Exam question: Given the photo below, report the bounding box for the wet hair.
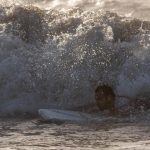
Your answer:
[95,85,116,113]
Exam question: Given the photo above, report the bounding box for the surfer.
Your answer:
[95,85,116,114]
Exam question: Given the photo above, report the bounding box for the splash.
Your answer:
[0,1,150,115]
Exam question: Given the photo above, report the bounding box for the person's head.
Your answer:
[95,85,116,112]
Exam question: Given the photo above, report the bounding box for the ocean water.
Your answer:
[0,0,150,115]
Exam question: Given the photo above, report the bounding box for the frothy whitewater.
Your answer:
[0,0,150,116]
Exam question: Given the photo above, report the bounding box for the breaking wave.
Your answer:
[0,2,150,115]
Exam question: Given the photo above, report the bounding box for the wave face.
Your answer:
[0,1,150,115]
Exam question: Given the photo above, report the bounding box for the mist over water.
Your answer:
[0,0,150,115]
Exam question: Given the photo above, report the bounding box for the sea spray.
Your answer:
[0,3,150,115]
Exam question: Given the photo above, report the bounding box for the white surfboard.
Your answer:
[38,109,120,123]
[38,109,93,123]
